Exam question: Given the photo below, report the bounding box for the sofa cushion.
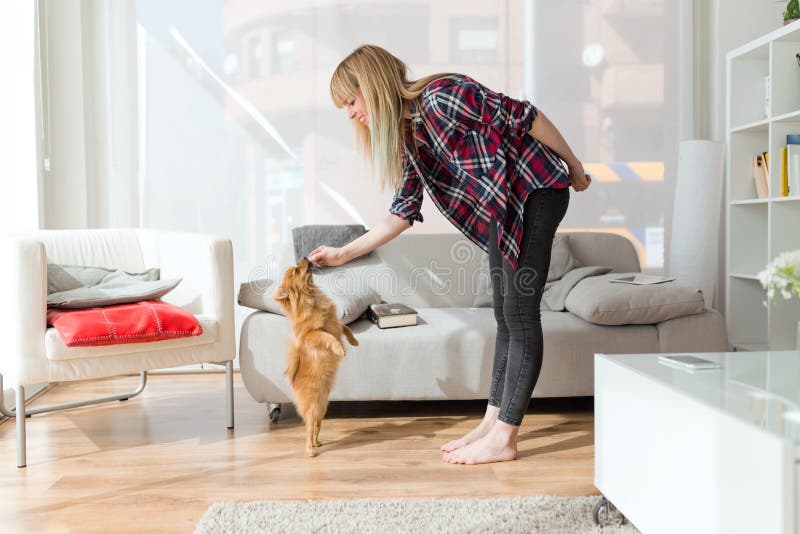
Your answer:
[237,308,661,402]
[547,233,577,282]
[46,301,203,348]
[47,264,181,309]
[45,314,218,361]
[541,265,613,311]
[291,224,373,264]
[238,273,382,325]
[564,272,705,325]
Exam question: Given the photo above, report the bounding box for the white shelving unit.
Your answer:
[726,20,800,352]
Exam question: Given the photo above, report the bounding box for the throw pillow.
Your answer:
[47,264,182,309]
[547,233,577,282]
[291,224,373,264]
[46,300,202,347]
[564,272,705,325]
[238,272,382,325]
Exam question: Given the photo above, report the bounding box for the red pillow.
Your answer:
[47,301,203,347]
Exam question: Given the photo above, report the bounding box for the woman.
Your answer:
[309,45,591,465]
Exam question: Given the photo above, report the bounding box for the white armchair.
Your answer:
[0,228,235,467]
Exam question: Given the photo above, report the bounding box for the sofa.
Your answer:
[238,231,726,419]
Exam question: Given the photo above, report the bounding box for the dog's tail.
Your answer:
[343,325,359,347]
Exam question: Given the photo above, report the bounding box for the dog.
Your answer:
[273,257,359,457]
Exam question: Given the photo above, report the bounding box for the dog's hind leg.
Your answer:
[305,409,318,457]
[313,419,322,448]
[342,325,359,346]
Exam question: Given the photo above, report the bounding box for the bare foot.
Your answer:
[440,406,499,453]
[442,431,517,465]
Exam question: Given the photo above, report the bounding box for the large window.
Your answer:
[121,0,680,339]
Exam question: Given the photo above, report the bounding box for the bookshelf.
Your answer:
[726,20,800,352]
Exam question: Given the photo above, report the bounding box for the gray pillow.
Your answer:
[291,224,373,264]
[564,272,705,325]
[541,265,613,311]
[238,273,382,325]
[547,234,577,282]
[47,264,181,309]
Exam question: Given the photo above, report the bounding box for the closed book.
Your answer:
[789,144,800,196]
[367,303,418,329]
[782,146,790,196]
[752,154,769,199]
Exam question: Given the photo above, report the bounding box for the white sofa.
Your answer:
[0,229,235,467]
[238,232,727,420]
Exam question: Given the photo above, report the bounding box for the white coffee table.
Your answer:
[594,350,800,534]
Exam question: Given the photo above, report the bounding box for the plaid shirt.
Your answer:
[390,74,570,270]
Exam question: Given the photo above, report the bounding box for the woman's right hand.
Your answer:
[308,246,348,267]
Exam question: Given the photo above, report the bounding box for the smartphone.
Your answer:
[658,354,719,370]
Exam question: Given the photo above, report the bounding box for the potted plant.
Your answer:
[785,0,800,25]
[758,250,800,349]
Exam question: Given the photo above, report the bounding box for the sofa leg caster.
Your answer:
[268,403,281,423]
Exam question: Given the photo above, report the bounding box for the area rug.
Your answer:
[194,495,639,533]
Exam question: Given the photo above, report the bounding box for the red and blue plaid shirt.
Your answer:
[390,74,570,270]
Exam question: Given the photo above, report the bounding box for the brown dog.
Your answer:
[273,258,359,456]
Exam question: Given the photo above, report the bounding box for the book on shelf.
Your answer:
[609,274,676,285]
[752,153,769,199]
[782,145,789,196]
[789,144,800,196]
[366,303,418,329]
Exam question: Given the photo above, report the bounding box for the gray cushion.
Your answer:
[47,264,181,309]
[541,265,613,311]
[547,234,577,282]
[291,224,372,264]
[564,272,705,325]
[238,272,382,325]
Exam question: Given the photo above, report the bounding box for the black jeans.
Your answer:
[487,186,570,426]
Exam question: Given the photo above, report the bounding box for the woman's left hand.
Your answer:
[568,162,592,192]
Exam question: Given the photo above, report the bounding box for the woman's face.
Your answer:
[346,89,368,127]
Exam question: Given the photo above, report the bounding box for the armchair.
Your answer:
[0,228,235,467]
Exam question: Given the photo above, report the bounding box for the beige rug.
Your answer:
[194,495,639,533]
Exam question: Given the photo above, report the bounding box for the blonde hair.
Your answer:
[330,44,459,191]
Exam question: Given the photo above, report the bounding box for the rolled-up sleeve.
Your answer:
[389,151,424,225]
[429,77,538,139]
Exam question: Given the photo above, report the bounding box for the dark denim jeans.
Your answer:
[487,186,570,426]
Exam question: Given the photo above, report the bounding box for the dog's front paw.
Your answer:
[306,446,318,458]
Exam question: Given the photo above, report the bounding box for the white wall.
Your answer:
[697,0,786,313]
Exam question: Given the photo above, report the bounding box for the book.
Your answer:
[788,144,800,196]
[366,303,418,329]
[609,274,676,285]
[782,145,789,196]
[752,153,769,199]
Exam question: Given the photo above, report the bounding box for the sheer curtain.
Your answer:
[1,2,40,232]
[117,0,681,341]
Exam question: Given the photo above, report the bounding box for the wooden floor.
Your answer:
[0,373,597,533]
